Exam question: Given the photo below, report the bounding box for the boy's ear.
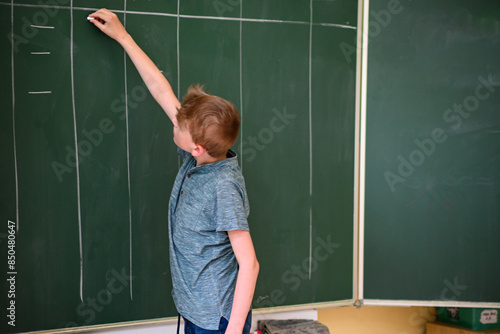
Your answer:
[191,144,206,157]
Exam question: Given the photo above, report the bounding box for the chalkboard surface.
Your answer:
[364,0,500,303]
[0,1,357,333]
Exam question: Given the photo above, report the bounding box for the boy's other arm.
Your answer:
[88,8,180,126]
[226,230,259,334]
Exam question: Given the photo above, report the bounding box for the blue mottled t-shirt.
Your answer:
[168,148,250,330]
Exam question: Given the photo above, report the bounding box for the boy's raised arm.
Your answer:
[88,8,180,126]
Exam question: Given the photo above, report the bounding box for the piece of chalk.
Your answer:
[87,16,95,21]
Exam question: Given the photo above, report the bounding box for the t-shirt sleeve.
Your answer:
[214,180,250,232]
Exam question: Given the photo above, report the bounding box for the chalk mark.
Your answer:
[123,0,134,302]
[11,0,19,232]
[30,24,54,29]
[28,91,52,94]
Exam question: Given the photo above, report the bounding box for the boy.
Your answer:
[88,9,259,334]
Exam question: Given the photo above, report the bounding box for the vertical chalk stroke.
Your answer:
[123,0,134,301]
[239,0,243,170]
[11,0,19,233]
[69,0,84,303]
[176,0,180,99]
[176,0,181,170]
[308,0,313,280]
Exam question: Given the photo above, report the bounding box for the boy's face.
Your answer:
[173,122,196,153]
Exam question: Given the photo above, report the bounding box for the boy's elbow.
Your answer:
[253,258,260,277]
[243,256,259,277]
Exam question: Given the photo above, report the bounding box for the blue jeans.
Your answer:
[183,311,252,334]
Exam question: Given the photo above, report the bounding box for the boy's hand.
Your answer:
[88,8,129,43]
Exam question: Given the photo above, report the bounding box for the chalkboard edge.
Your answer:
[253,299,356,315]
[17,300,358,334]
[15,317,178,334]
[363,299,500,308]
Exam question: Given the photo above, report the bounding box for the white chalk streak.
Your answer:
[0,2,357,30]
[308,0,313,280]
[176,0,180,98]
[30,52,51,55]
[239,2,243,171]
[11,0,19,232]
[176,0,183,169]
[28,91,52,94]
[69,0,84,303]
[30,24,54,29]
[319,22,357,30]
[123,0,133,302]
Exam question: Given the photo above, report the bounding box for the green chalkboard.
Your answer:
[0,1,357,333]
[364,0,500,303]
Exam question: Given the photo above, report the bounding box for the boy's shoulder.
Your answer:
[207,151,247,193]
[212,159,245,187]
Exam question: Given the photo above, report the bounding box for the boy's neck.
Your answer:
[194,154,226,167]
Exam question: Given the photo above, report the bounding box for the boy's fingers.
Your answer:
[88,16,105,30]
[88,8,114,24]
[98,8,117,21]
[89,16,105,24]
[87,11,104,23]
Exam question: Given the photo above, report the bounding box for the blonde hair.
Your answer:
[177,84,240,158]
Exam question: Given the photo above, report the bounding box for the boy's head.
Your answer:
[176,84,240,158]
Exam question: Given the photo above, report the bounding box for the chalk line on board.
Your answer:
[239,1,243,171]
[11,0,19,232]
[68,0,84,303]
[176,0,181,170]
[123,0,134,302]
[1,2,357,30]
[28,91,52,94]
[30,24,54,29]
[308,0,314,280]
